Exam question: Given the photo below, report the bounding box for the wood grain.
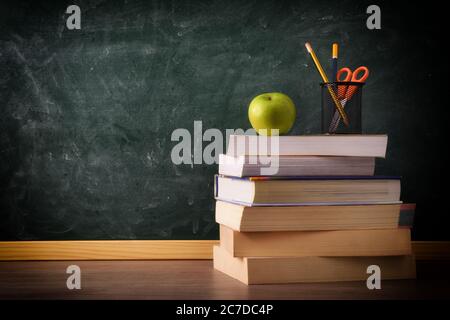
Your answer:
[0,260,449,299]
[412,241,450,260]
[0,240,449,261]
[0,240,219,260]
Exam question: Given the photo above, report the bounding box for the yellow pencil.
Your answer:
[305,42,349,127]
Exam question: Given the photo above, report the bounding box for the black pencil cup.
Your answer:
[321,82,364,134]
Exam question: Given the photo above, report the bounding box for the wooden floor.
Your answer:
[0,260,449,299]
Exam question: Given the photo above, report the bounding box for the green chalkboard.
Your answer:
[1,0,449,240]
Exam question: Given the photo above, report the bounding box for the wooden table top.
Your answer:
[1,260,449,299]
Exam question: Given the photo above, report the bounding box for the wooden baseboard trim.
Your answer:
[0,240,449,261]
[410,241,450,261]
[0,240,219,261]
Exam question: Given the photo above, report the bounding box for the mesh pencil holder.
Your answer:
[321,82,364,134]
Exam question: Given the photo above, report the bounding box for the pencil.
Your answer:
[305,42,349,127]
[332,43,338,82]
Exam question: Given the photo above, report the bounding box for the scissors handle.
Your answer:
[336,67,352,100]
[351,66,369,82]
[346,66,369,99]
[337,67,352,82]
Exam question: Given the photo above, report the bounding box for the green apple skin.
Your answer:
[248,92,296,136]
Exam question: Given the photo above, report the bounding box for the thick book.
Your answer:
[213,245,416,285]
[216,201,415,232]
[220,225,412,257]
[218,154,375,177]
[214,175,401,206]
[226,134,388,158]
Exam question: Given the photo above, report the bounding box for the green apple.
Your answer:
[248,92,296,135]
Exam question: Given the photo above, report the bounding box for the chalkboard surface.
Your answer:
[1,0,448,240]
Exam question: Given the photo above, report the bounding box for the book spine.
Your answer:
[214,174,219,198]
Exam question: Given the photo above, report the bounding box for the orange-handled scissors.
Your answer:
[329,66,369,132]
[336,66,369,102]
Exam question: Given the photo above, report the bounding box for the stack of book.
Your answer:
[213,134,416,285]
